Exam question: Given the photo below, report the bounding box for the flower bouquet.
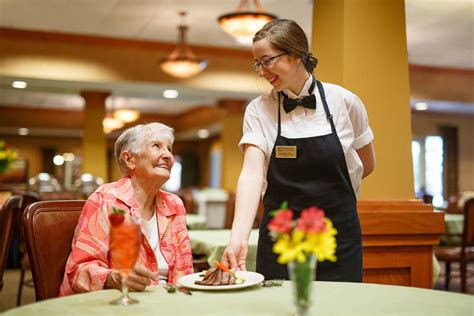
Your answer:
[0,140,17,174]
[267,202,337,315]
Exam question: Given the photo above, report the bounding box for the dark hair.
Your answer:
[253,19,318,73]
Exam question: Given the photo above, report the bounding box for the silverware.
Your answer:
[177,286,192,295]
[261,279,284,287]
[164,283,192,295]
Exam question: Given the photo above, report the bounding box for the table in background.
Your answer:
[2,282,472,316]
[188,229,259,271]
[186,214,207,230]
[440,213,464,246]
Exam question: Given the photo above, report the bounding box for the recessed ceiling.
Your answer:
[0,0,472,115]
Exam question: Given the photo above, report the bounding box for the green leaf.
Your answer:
[280,201,289,210]
[111,207,126,215]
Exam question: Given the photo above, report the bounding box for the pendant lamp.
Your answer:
[218,0,278,45]
[160,12,207,79]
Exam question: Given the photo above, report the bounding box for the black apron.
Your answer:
[256,79,363,282]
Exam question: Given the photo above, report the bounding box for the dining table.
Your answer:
[188,229,259,271]
[440,213,464,246]
[186,214,207,230]
[1,281,471,316]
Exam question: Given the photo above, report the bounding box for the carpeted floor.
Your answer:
[0,263,472,312]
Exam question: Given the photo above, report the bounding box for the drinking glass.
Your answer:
[109,215,141,306]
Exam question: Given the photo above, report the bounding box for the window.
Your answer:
[163,155,182,192]
[412,136,445,208]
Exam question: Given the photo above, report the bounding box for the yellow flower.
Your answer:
[273,231,308,264]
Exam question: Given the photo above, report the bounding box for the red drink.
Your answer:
[110,219,140,274]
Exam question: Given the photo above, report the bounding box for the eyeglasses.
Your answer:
[252,52,289,72]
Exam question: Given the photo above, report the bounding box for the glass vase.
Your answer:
[287,255,317,316]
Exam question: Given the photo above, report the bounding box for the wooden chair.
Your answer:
[176,188,195,214]
[434,198,474,293]
[22,200,85,301]
[0,193,41,305]
[224,192,264,229]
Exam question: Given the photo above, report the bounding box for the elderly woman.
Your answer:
[59,122,194,296]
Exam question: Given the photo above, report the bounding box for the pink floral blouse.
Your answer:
[58,177,194,296]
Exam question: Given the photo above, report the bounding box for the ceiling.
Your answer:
[0,0,473,117]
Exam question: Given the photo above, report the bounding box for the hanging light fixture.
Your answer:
[113,108,140,123]
[160,11,207,79]
[218,0,278,46]
[103,117,124,134]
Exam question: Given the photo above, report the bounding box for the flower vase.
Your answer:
[287,255,317,316]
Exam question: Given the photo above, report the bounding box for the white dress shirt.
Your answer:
[239,75,374,197]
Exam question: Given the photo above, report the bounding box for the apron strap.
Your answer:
[315,80,337,134]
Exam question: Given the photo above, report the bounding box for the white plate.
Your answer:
[177,271,264,291]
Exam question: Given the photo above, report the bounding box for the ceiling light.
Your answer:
[113,108,140,123]
[63,152,75,162]
[12,80,27,89]
[197,129,210,139]
[160,12,208,79]
[218,0,278,45]
[53,155,64,166]
[18,128,29,135]
[415,102,428,111]
[103,117,124,134]
[163,89,179,99]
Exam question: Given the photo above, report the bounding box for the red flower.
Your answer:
[296,206,327,233]
[268,209,293,234]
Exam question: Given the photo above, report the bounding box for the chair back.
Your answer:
[22,200,85,300]
[0,193,41,291]
[224,192,264,229]
[462,198,474,248]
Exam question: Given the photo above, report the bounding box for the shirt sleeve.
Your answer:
[347,93,374,150]
[64,191,112,293]
[238,101,268,156]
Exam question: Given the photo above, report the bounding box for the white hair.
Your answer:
[114,122,174,175]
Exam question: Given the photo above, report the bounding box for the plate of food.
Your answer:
[177,261,264,291]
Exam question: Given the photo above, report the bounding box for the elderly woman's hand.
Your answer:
[105,264,159,292]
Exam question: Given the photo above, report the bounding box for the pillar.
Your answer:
[80,90,109,181]
[218,99,247,192]
[312,0,414,199]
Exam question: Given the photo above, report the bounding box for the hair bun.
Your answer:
[304,53,318,73]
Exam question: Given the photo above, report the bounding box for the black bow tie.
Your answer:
[282,94,316,113]
[281,79,317,113]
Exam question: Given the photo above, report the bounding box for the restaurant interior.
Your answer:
[0,0,473,314]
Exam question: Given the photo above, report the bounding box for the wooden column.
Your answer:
[312,0,414,199]
[217,99,247,192]
[80,90,109,181]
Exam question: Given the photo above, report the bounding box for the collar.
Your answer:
[112,177,176,218]
[282,74,314,99]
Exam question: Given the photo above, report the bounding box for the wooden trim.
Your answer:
[0,27,253,58]
[409,64,474,76]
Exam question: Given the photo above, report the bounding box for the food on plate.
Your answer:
[194,261,245,286]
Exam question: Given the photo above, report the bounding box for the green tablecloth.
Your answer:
[2,282,472,316]
[188,229,259,271]
[186,214,207,230]
[440,214,464,246]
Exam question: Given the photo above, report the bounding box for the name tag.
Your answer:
[275,146,297,159]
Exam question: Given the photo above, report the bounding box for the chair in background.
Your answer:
[22,200,85,301]
[177,188,196,214]
[224,192,264,229]
[0,192,41,305]
[435,198,474,293]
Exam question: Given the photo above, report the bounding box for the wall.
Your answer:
[411,112,474,191]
